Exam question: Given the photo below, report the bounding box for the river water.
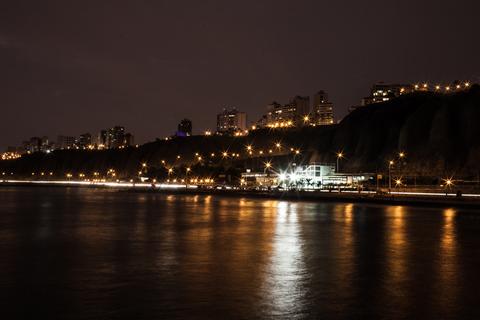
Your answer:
[0,186,479,319]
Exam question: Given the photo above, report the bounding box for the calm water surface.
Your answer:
[1,187,480,319]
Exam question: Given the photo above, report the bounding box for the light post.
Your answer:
[185,167,191,188]
[388,160,394,192]
[264,161,272,174]
[444,178,453,196]
[336,152,344,173]
[264,162,272,189]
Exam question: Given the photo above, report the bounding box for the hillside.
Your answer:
[2,85,480,179]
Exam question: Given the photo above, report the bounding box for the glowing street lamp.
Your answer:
[395,178,403,187]
[388,160,394,192]
[185,167,191,187]
[264,161,272,169]
[443,178,454,195]
[336,152,344,173]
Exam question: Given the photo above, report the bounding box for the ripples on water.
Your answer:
[0,187,479,319]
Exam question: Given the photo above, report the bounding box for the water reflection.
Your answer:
[436,208,458,315]
[262,201,306,318]
[383,206,408,313]
[1,188,479,319]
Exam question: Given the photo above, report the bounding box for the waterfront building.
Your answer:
[240,170,278,189]
[216,108,247,134]
[242,163,371,190]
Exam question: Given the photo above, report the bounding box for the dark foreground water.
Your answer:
[1,187,480,319]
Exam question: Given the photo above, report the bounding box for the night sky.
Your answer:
[1,0,479,150]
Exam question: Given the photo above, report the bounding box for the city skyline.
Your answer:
[1,0,479,150]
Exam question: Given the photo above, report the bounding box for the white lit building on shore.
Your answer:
[241,163,371,190]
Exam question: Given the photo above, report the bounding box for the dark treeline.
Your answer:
[2,85,480,181]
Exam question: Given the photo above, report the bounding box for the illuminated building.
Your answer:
[243,163,370,190]
[362,82,413,106]
[78,133,92,148]
[123,133,134,146]
[57,135,76,149]
[216,107,247,134]
[311,90,334,125]
[176,119,192,137]
[97,130,108,148]
[262,96,310,128]
[107,126,125,148]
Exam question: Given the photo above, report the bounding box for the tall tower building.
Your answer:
[291,95,310,117]
[108,126,125,148]
[216,108,247,134]
[312,90,334,125]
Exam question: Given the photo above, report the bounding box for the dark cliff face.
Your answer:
[309,86,480,176]
[2,86,480,178]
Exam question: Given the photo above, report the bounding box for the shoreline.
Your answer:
[2,180,480,209]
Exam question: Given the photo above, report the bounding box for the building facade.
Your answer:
[311,90,334,125]
[78,133,92,148]
[362,83,413,106]
[107,126,125,148]
[57,135,76,149]
[264,96,310,128]
[216,108,247,134]
[177,119,192,136]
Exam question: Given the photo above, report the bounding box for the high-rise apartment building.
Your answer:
[57,135,76,149]
[78,133,92,148]
[107,126,125,148]
[216,108,247,134]
[312,90,334,125]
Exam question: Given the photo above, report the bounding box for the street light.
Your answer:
[388,160,394,192]
[264,161,272,173]
[336,152,344,173]
[443,178,454,195]
[185,167,191,188]
[395,178,402,187]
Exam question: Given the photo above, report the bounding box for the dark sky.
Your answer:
[1,0,479,149]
